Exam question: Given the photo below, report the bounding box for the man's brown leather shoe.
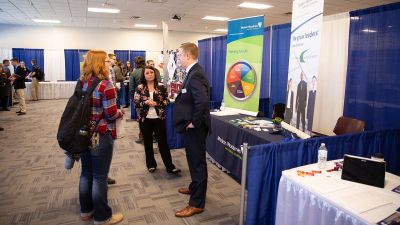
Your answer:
[175,206,204,217]
[178,187,191,195]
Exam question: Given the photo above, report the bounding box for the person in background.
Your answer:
[10,58,27,115]
[173,43,211,217]
[123,61,133,108]
[78,50,124,225]
[133,65,181,174]
[20,61,30,77]
[29,59,41,101]
[146,59,161,82]
[113,59,124,109]
[296,72,307,132]
[3,59,15,105]
[3,59,14,77]
[284,78,294,124]
[107,53,117,85]
[0,63,11,111]
[130,56,146,144]
[105,53,117,185]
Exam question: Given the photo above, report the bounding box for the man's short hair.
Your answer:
[11,58,18,62]
[31,59,36,64]
[2,59,9,64]
[108,53,115,58]
[180,42,198,60]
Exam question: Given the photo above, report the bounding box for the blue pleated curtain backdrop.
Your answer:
[64,49,85,81]
[211,36,227,102]
[114,50,129,64]
[129,50,146,68]
[198,37,212,90]
[269,23,291,117]
[12,48,44,72]
[344,2,400,131]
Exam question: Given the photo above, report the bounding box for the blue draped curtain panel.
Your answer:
[211,36,227,102]
[129,50,146,68]
[344,2,400,131]
[12,48,44,71]
[269,23,291,117]
[114,50,129,64]
[198,37,212,90]
[64,49,81,81]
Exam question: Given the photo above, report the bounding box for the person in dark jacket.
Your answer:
[130,56,146,143]
[0,63,11,111]
[173,43,210,218]
[123,61,133,108]
[10,58,27,115]
[29,59,42,101]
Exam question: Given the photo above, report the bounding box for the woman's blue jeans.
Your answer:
[79,131,114,222]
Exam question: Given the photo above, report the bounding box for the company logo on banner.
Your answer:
[224,15,264,116]
[286,0,324,133]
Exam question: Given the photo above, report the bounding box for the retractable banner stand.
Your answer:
[286,0,324,133]
[224,16,264,116]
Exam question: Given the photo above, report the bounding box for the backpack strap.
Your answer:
[86,77,101,96]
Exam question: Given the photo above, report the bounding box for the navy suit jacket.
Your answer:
[173,63,210,133]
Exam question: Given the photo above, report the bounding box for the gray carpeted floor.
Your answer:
[0,99,240,225]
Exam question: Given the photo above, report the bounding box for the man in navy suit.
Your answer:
[173,42,210,217]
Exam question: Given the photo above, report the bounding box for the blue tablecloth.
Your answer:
[205,115,295,181]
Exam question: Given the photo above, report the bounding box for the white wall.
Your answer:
[0,24,214,53]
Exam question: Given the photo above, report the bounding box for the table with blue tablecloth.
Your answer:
[206,114,296,180]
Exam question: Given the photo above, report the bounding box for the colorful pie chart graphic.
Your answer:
[226,61,257,100]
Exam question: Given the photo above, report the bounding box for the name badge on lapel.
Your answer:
[181,88,187,94]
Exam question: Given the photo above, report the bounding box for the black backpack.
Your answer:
[57,78,101,154]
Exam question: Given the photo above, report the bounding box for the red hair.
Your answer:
[80,50,109,81]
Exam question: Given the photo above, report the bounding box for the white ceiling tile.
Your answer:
[0,0,398,33]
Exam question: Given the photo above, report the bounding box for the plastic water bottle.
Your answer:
[220,99,225,111]
[317,143,328,169]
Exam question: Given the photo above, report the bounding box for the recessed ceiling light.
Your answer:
[362,29,377,33]
[134,24,157,28]
[215,29,228,32]
[88,7,120,13]
[202,16,229,21]
[32,19,61,23]
[238,2,273,9]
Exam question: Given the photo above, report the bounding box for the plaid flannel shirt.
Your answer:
[82,77,122,139]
